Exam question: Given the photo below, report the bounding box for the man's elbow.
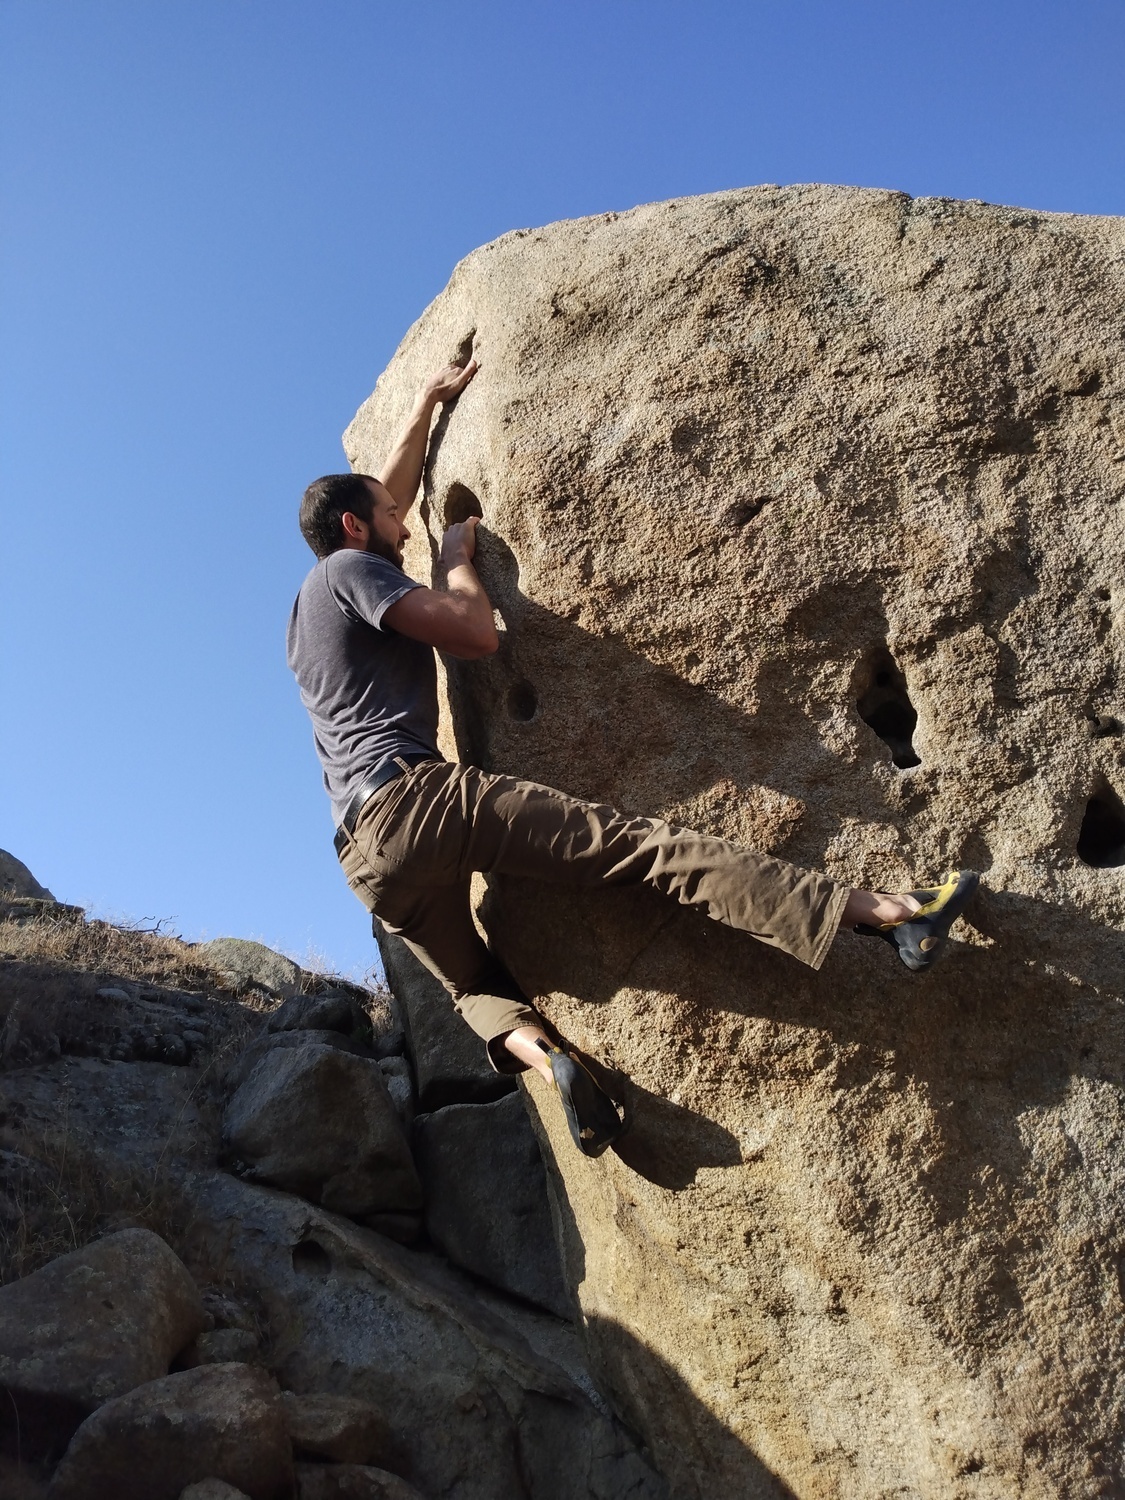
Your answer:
[447,624,499,660]
[465,625,500,660]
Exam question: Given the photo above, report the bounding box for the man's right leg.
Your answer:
[337,801,543,1075]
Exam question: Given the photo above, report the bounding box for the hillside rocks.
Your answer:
[222,1044,423,1220]
[346,185,1125,1496]
[0,1229,205,1460]
[2,878,656,1496]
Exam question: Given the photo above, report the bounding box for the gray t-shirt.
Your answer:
[286,549,442,826]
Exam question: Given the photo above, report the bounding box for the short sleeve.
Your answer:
[324,550,422,632]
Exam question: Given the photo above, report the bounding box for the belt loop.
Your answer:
[392,756,412,773]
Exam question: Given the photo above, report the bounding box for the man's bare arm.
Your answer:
[378,359,479,515]
[382,517,499,660]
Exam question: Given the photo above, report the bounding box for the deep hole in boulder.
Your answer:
[856,649,921,769]
[444,482,484,527]
[1077,785,1125,869]
[507,680,538,722]
[292,1239,332,1278]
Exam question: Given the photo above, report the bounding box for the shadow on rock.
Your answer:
[611,1083,742,1191]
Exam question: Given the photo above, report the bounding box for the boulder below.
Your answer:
[49,1362,292,1500]
[0,1228,205,1461]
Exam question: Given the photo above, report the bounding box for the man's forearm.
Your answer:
[378,393,437,515]
[443,557,499,657]
[379,358,479,515]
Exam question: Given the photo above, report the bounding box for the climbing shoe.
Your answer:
[855,869,979,972]
[538,1040,629,1158]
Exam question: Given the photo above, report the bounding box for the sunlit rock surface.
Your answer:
[347,184,1125,1498]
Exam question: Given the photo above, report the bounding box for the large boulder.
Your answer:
[49,1362,292,1500]
[0,1229,205,1461]
[413,1091,570,1318]
[222,1042,422,1219]
[346,186,1125,1497]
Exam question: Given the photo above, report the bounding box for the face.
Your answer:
[358,479,410,566]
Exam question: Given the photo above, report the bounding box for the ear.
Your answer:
[340,510,369,543]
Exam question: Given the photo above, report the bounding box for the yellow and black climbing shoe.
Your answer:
[538,1040,630,1158]
[855,870,979,972]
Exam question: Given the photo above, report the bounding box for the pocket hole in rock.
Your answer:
[507,680,538,722]
[856,649,921,769]
[292,1239,332,1278]
[444,482,484,527]
[1077,785,1125,869]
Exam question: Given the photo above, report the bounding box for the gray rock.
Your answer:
[189,1172,665,1500]
[281,1392,393,1466]
[95,986,132,1002]
[375,926,514,1110]
[195,939,301,998]
[222,1044,422,1217]
[222,1028,372,1092]
[179,1483,252,1500]
[0,849,54,900]
[267,991,369,1038]
[362,1211,422,1245]
[0,1229,205,1461]
[413,1092,570,1319]
[376,1056,414,1125]
[194,1328,261,1365]
[294,1465,426,1500]
[49,1362,293,1500]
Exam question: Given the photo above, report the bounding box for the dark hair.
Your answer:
[299,473,378,558]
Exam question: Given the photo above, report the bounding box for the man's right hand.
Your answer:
[441,515,481,568]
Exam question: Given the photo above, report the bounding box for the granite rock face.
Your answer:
[346,185,1125,1498]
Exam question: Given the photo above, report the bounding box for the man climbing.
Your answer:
[287,358,978,1157]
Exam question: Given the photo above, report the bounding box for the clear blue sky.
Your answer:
[2,2,1122,982]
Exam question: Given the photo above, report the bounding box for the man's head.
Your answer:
[299,473,410,565]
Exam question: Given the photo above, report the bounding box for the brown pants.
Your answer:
[336,760,848,1072]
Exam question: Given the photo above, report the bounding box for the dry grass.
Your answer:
[0,1122,197,1286]
[0,910,233,994]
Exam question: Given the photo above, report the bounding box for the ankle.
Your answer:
[842,889,920,927]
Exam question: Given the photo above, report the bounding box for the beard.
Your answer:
[365,535,404,569]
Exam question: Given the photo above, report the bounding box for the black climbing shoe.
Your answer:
[538,1040,629,1158]
[855,869,979,972]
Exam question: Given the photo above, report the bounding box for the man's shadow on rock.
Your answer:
[429,522,1125,1216]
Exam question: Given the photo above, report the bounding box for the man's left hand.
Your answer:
[423,358,479,406]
